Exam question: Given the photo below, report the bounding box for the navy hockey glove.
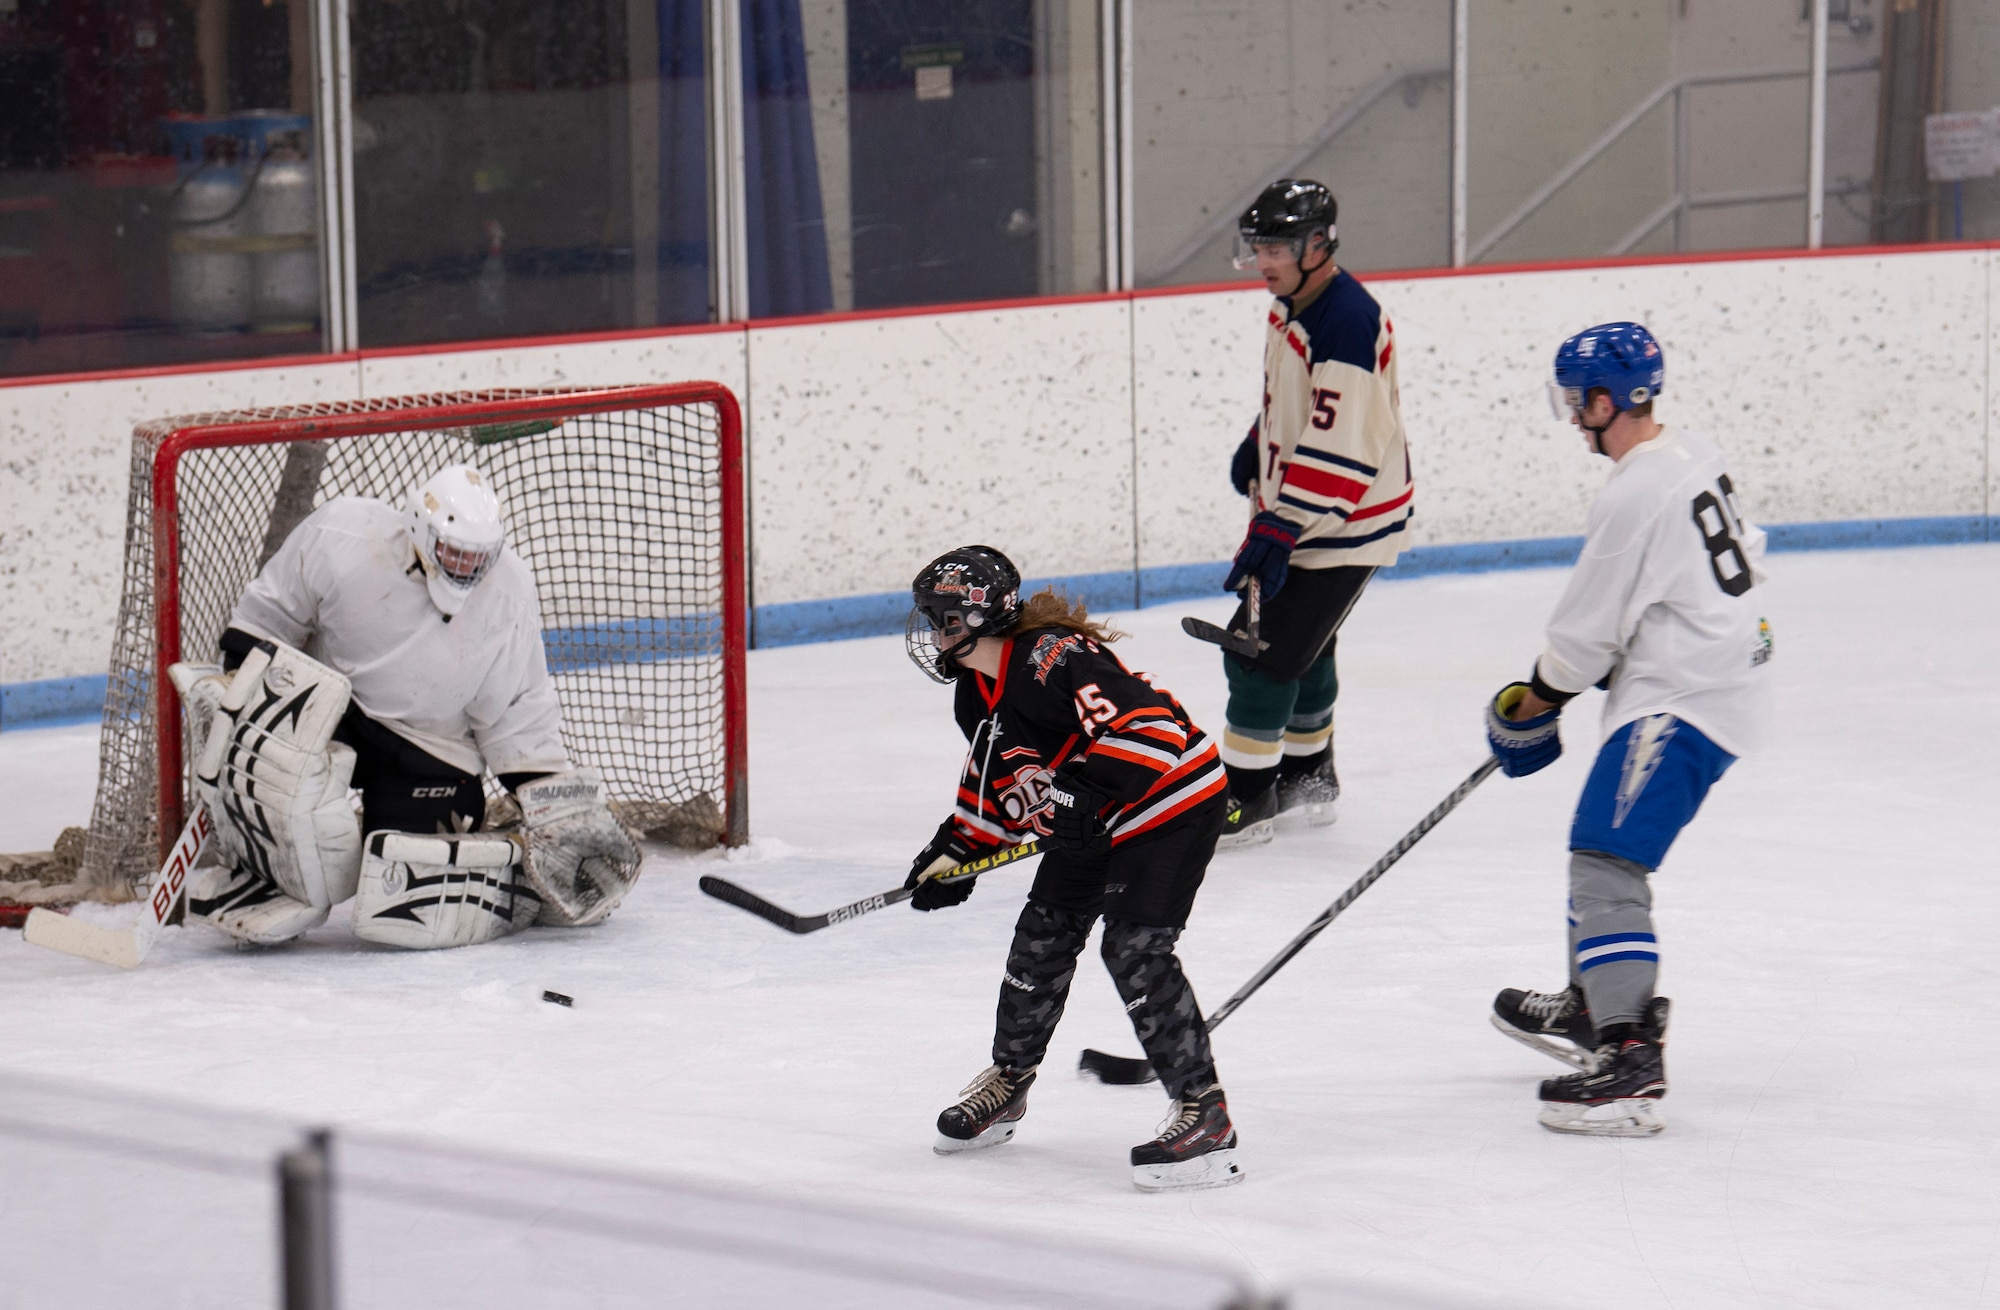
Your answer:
[905,820,979,911]
[1224,511,1299,598]
[1046,762,1114,858]
[1485,682,1563,778]
[1230,428,1260,497]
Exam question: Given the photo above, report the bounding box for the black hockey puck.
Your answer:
[542,990,573,1007]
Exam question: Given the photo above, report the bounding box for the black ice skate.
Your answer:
[1537,998,1671,1138]
[1216,789,1277,850]
[1130,1083,1244,1192]
[1274,757,1339,830]
[934,1064,1036,1154]
[1491,982,1599,1071]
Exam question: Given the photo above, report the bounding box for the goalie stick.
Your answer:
[699,841,1041,935]
[1078,757,1501,1084]
[23,803,215,970]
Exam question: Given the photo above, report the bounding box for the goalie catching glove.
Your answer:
[516,769,642,926]
[172,642,361,945]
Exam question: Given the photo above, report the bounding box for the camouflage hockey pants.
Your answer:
[991,797,1225,1099]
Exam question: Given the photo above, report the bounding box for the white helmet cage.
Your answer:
[405,464,507,616]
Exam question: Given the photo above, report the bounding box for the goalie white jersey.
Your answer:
[1535,428,1774,757]
[229,496,569,778]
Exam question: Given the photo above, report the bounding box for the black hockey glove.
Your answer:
[1485,682,1563,778]
[1230,427,1260,497]
[1224,510,1299,598]
[1046,762,1113,858]
[905,820,979,911]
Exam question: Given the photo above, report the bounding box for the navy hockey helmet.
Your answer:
[1550,322,1664,420]
[1234,179,1339,271]
[906,545,1023,683]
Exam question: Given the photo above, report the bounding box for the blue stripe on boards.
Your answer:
[10,515,1996,722]
[1577,949,1661,972]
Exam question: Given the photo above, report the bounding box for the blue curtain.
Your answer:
[657,0,713,325]
[742,0,834,318]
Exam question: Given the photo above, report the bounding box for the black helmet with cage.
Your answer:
[906,545,1024,683]
[1233,179,1339,283]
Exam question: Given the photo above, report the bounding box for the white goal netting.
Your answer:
[44,385,745,900]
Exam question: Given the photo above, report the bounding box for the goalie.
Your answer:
[175,462,641,950]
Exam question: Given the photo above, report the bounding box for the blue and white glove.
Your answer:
[1224,511,1299,598]
[1484,682,1562,778]
[1230,428,1260,497]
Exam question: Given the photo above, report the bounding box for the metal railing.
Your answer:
[1469,60,1880,264]
[1144,61,1451,286]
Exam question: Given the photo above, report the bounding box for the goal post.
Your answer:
[79,383,746,897]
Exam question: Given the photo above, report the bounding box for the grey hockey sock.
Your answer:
[1568,849,1658,1031]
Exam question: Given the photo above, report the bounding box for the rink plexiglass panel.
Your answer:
[347,0,712,345]
[743,0,1108,315]
[1131,1,1453,288]
[0,0,322,380]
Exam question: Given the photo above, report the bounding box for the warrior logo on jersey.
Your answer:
[1029,632,1084,684]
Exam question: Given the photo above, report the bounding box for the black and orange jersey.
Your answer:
[944,627,1226,851]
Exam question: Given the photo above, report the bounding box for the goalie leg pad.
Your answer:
[201,641,363,909]
[352,831,538,950]
[517,769,643,927]
[185,860,329,946]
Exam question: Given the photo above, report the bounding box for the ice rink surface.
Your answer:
[2,543,1996,1308]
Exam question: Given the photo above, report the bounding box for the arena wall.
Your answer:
[1,245,1992,727]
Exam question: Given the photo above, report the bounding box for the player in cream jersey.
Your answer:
[1482,322,1772,1138]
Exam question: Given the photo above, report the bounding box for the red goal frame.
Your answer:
[147,382,749,860]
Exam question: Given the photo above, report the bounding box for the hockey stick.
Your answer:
[1182,576,1268,659]
[699,841,1042,935]
[23,802,215,970]
[1078,757,1502,1084]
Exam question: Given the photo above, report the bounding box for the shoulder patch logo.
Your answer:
[1029,632,1082,684]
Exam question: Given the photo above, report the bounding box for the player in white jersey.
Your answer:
[179,463,639,949]
[1483,322,1773,1137]
[1216,179,1414,847]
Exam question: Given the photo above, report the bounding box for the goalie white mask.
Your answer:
[406,463,507,616]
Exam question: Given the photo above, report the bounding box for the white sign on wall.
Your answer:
[1925,109,2000,182]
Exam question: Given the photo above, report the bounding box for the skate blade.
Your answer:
[1537,1098,1664,1138]
[933,1120,1018,1155]
[1215,820,1275,852]
[1274,802,1337,832]
[1490,1013,1599,1072]
[1132,1148,1245,1192]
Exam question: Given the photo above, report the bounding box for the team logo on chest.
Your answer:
[1029,632,1083,684]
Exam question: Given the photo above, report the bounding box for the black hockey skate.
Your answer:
[1537,997,1671,1138]
[1274,757,1339,830]
[1491,983,1599,1071]
[934,1065,1036,1154]
[1216,789,1277,851]
[1130,1083,1244,1192]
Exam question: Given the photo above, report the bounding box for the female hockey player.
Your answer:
[180,462,638,951]
[902,545,1242,1191]
[1217,179,1414,847]
[1484,323,1772,1137]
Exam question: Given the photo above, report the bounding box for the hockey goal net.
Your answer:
[68,384,746,900]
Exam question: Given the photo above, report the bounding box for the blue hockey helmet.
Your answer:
[1548,322,1664,420]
